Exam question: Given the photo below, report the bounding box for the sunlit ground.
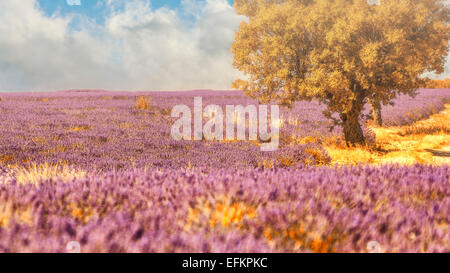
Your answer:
[326,104,450,165]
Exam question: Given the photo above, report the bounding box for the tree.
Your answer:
[368,98,383,126]
[232,0,450,145]
[426,78,450,88]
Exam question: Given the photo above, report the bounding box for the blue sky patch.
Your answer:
[37,0,234,24]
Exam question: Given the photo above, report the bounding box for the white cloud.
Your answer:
[0,0,245,91]
[0,0,448,91]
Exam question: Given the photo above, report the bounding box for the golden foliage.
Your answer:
[186,198,257,230]
[233,0,449,104]
[305,147,330,166]
[119,122,132,129]
[185,196,339,252]
[264,226,336,253]
[70,203,94,224]
[232,0,449,144]
[135,96,152,111]
[70,125,91,132]
[0,154,14,164]
[0,202,33,228]
[425,78,450,89]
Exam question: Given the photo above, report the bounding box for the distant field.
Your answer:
[0,89,449,253]
[0,89,448,171]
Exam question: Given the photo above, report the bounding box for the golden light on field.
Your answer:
[13,163,87,185]
[326,105,450,165]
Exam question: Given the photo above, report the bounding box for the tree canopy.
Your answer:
[232,0,450,145]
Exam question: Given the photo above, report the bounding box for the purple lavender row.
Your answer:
[0,165,448,253]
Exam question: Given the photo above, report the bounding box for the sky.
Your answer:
[0,0,448,92]
[0,0,242,91]
[37,0,234,23]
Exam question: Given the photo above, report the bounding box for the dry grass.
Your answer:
[185,196,257,231]
[326,104,450,165]
[119,122,132,129]
[135,96,152,111]
[13,162,87,185]
[70,125,91,132]
[0,201,33,227]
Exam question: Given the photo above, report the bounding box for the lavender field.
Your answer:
[0,89,449,253]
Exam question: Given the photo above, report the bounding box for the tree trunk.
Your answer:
[341,92,366,146]
[369,98,382,126]
[342,112,366,146]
